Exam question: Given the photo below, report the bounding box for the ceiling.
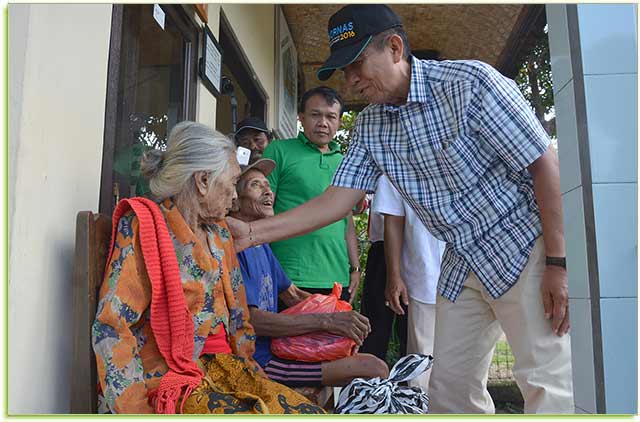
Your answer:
[282,4,544,108]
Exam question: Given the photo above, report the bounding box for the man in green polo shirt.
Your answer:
[263,86,361,303]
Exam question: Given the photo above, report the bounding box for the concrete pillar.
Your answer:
[547,4,637,414]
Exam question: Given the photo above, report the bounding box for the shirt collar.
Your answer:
[297,131,340,153]
[406,56,432,104]
[383,56,431,113]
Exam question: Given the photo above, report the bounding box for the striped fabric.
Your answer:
[335,354,433,414]
[264,357,323,387]
[332,57,550,302]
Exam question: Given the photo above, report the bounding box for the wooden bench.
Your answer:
[70,211,111,413]
[70,210,334,413]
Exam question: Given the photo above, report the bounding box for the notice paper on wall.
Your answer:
[153,4,165,30]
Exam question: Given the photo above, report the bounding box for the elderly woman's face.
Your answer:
[200,157,242,222]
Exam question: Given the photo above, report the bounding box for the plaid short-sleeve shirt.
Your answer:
[332,57,550,301]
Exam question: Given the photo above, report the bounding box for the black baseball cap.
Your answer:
[317,4,403,81]
[235,117,269,139]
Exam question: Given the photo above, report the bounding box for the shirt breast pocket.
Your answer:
[413,128,480,193]
[437,131,483,193]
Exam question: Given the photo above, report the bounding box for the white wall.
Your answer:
[8,4,112,414]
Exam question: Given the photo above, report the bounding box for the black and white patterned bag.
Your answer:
[335,353,433,414]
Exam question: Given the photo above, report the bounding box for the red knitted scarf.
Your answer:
[107,198,204,414]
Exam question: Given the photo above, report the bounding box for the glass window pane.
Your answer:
[113,5,186,198]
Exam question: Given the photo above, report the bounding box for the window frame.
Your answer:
[99,4,199,215]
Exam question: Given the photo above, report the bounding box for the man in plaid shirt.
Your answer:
[229,4,573,413]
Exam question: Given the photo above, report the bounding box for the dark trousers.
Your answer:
[359,241,408,360]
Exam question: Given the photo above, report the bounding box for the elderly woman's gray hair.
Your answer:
[140,121,236,200]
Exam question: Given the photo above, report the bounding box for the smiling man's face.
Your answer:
[298,94,342,151]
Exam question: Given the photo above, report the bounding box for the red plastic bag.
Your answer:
[270,283,357,362]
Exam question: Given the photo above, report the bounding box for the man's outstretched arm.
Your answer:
[228,185,365,252]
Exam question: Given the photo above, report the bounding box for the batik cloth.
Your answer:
[182,353,325,414]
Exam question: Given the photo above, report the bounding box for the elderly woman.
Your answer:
[92,121,324,414]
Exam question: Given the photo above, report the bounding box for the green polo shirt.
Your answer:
[263,132,349,289]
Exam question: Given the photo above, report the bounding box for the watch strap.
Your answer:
[545,256,566,269]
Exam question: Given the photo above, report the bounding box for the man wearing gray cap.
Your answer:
[228,4,573,414]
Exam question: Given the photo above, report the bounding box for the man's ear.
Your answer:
[389,34,404,63]
[193,171,209,196]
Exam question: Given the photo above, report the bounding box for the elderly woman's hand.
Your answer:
[226,216,253,252]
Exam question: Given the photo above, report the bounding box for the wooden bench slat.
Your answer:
[70,211,111,414]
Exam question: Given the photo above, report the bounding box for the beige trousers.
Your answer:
[428,238,574,414]
[406,298,436,394]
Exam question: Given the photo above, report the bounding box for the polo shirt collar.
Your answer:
[297,132,340,153]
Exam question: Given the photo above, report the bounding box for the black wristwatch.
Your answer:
[349,265,361,273]
[545,256,566,269]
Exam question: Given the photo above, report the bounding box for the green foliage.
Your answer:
[335,110,368,310]
[113,143,152,196]
[515,26,556,138]
[334,111,359,155]
[491,341,514,366]
[112,114,169,197]
[385,319,402,368]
